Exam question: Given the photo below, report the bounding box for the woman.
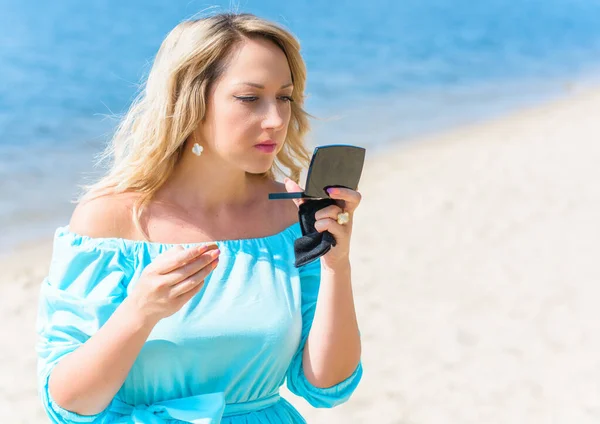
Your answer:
[36,12,362,423]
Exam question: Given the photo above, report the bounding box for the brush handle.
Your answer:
[268,192,312,200]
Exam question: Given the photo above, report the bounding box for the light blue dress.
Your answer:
[36,222,362,423]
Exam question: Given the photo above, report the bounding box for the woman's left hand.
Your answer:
[284,178,362,271]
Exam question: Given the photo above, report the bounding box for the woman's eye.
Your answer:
[234,96,258,102]
[234,95,293,103]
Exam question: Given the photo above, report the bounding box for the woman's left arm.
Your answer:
[284,179,362,389]
[304,259,361,388]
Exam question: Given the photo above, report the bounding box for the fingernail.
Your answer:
[198,244,214,253]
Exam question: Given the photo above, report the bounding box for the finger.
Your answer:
[284,177,305,208]
[165,248,221,285]
[326,188,362,213]
[176,279,204,303]
[314,204,344,222]
[170,257,219,297]
[314,217,348,238]
[155,243,219,275]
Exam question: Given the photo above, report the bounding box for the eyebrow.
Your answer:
[237,82,294,89]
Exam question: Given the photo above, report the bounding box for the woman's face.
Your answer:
[200,37,294,174]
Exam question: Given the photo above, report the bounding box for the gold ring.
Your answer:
[337,211,350,225]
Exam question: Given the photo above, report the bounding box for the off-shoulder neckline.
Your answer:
[56,222,301,248]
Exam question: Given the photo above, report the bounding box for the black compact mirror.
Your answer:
[269,144,366,200]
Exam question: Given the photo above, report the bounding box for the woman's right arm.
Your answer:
[49,244,219,416]
[48,242,219,416]
[44,198,220,417]
[48,296,158,415]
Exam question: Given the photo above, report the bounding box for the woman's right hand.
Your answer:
[127,244,221,324]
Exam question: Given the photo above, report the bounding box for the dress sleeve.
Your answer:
[35,229,132,423]
[286,258,363,408]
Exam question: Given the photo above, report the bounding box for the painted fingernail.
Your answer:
[198,243,214,253]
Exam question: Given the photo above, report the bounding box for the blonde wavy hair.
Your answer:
[79,13,312,237]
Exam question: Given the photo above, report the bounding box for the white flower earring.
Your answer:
[192,143,204,157]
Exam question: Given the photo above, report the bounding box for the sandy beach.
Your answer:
[2,86,600,423]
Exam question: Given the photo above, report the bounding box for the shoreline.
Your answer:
[2,73,600,259]
[3,85,600,422]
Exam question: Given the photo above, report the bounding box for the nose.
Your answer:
[261,101,286,131]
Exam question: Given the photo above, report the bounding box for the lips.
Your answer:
[255,141,276,147]
[254,141,277,153]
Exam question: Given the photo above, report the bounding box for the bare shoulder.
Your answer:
[69,191,140,239]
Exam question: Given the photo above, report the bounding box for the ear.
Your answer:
[284,177,305,208]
